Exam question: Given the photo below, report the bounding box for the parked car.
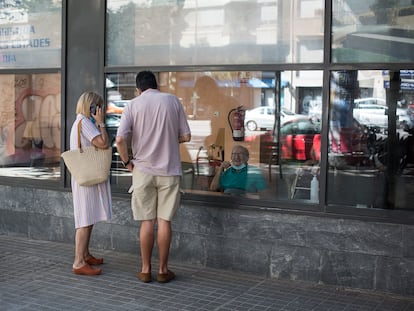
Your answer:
[255,116,368,163]
[244,106,300,131]
[281,108,302,122]
[353,98,411,130]
[106,100,130,115]
[279,116,322,161]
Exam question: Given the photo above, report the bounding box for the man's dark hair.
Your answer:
[136,71,158,92]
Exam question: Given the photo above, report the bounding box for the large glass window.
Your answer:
[107,70,414,210]
[0,1,62,181]
[327,70,414,210]
[104,1,414,212]
[106,70,323,203]
[0,0,62,68]
[332,0,414,63]
[106,0,324,66]
[0,73,61,181]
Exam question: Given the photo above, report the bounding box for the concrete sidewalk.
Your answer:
[0,235,413,311]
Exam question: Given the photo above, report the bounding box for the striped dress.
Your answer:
[70,114,112,229]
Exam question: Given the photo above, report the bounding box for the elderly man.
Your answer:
[209,145,267,195]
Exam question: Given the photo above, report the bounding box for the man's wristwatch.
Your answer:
[122,159,130,167]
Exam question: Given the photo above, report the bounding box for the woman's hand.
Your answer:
[91,106,109,149]
[92,107,104,124]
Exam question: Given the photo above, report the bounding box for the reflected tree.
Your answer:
[19,0,61,12]
[370,0,400,24]
[107,2,136,66]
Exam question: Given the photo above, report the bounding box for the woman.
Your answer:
[70,92,112,275]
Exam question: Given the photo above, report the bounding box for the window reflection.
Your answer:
[327,70,414,210]
[106,71,323,203]
[106,0,324,66]
[0,74,61,180]
[332,1,414,63]
[0,0,62,69]
[276,71,323,201]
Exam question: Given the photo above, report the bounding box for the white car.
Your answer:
[244,106,300,131]
[353,98,411,129]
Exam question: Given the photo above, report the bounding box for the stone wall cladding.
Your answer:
[0,185,413,295]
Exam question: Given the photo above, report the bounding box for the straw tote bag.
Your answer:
[61,119,112,186]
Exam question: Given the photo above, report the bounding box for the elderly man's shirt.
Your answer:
[219,165,267,194]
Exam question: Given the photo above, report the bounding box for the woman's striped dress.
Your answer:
[70,114,112,229]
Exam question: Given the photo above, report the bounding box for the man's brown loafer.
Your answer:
[136,272,152,283]
[85,255,104,265]
[72,263,101,276]
[157,270,175,283]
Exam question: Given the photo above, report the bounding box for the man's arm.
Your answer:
[115,135,133,170]
[209,161,230,191]
[209,166,223,191]
[179,133,191,144]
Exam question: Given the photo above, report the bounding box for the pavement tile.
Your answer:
[1,235,414,311]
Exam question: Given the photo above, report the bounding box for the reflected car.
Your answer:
[280,117,322,161]
[106,100,130,115]
[248,115,368,164]
[353,98,411,129]
[279,116,368,162]
[244,106,300,131]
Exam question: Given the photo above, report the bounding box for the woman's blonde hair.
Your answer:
[76,91,104,117]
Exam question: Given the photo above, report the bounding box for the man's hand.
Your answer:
[179,133,191,143]
[220,161,231,170]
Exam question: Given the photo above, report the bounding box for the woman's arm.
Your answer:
[91,107,109,149]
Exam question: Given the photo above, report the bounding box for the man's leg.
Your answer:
[157,218,172,274]
[154,175,179,282]
[140,219,156,273]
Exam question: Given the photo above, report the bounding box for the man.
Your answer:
[116,71,191,283]
[210,145,267,195]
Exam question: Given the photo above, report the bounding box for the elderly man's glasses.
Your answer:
[231,152,247,157]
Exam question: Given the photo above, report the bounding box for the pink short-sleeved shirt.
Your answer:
[116,89,191,176]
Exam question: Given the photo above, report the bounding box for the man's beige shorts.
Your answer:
[131,169,181,221]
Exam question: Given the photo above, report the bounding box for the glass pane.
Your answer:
[0,1,62,68]
[106,0,324,66]
[332,1,414,63]
[106,70,323,203]
[276,70,323,202]
[0,73,61,180]
[327,70,414,210]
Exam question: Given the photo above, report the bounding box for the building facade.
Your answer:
[0,0,413,295]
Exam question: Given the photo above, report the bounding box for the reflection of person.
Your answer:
[116,71,191,283]
[209,145,267,195]
[70,92,112,275]
[194,76,238,147]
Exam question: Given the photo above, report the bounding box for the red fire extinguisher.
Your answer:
[228,106,245,141]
